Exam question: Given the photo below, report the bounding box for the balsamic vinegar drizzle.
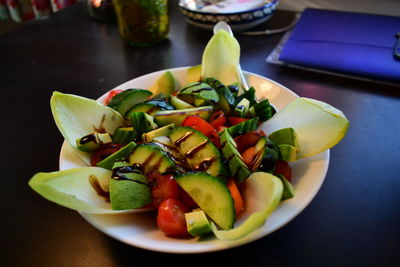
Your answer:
[89,175,110,202]
[111,166,149,186]
[174,130,216,172]
[79,133,97,144]
[185,139,208,157]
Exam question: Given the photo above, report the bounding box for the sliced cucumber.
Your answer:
[219,129,251,183]
[153,106,213,126]
[126,102,162,116]
[211,172,283,240]
[96,142,137,170]
[204,77,235,114]
[251,99,276,122]
[169,127,225,177]
[128,144,176,174]
[227,117,259,137]
[170,95,194,110]
[175,172,235,230]
[178,82,219,106]
[112,127,135,144]
[129,112,158,139]
[76,132,112,152]
[234,98,250,118]
[107,89,152,117]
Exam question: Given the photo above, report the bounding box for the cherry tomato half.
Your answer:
[182,115,220,147]
[147,173,179,208]
[157,198,189,237]
[104,89,123,105]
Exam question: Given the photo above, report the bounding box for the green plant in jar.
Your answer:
[113,0,169,47]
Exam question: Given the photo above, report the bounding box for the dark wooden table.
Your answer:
[1,2,399,266]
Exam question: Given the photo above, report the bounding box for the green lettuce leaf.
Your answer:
[50,91,126,165]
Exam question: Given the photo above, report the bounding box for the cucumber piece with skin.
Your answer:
[129,112,158,140]
[96,142,137,170]
[227,117,259,137]
[128,144,176,175]
[234,98,250,118]
[178,82,219,107]
[169,127,224,177]
[153,106,213,126]
[219,129,251,183]
[112,127,135,144]
[170,95,194,110]
[126,103,162,116]
[76,132,112,152]
[251,99,276,122]
[107,89,153,117]
[175,172,235,230]
[204,77,235,114]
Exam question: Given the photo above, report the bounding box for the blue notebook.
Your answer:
[279,8,400,84]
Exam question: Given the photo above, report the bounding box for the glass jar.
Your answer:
[113,0,169,47]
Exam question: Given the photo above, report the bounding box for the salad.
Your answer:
[29,28,349,241]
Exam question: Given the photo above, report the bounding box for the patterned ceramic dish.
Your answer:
[179,0,280,31]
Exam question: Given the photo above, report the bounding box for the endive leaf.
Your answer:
[262,98,349,159]
[50,91,126,165]
[29,167,115,214]
[201,29,241,87]
[211,172,283,240]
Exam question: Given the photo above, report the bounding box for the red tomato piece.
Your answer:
[234,131,262,153]
[241,146,256,168]
[228,116,248,126]
[227,179,244,216]
[104,89,123,105]
[178,188,198,209]
[209,111,227,130]
[157,198,189,237]
[147,173,179,208]
[90,143,122,166]
[274,160,293,183]
[182,115,220,147]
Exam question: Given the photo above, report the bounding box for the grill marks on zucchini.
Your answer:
[170,127,224,177]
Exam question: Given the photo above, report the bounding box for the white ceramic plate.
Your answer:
[59,67,329,253]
